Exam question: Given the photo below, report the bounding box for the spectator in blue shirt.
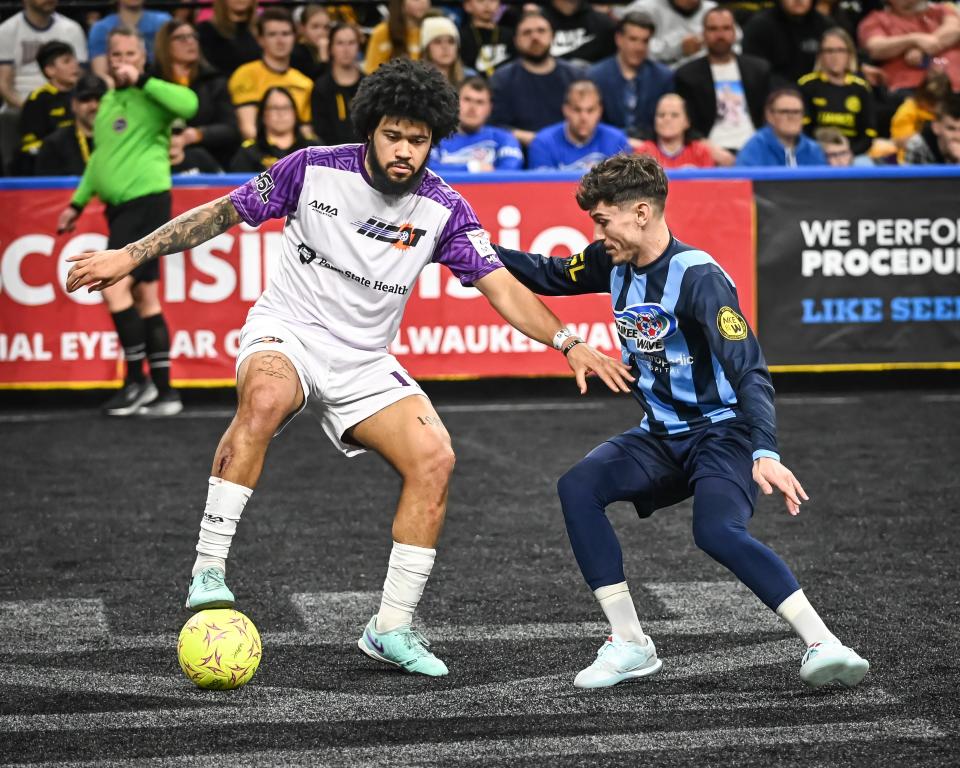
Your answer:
[736,89,827,166]
[490,9,583,148]
[89,0,171,85]
[430,76,524,172]
[528,79,631,170]
[587,12,673,138]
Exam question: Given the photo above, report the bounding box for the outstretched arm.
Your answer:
[474,268,633,395]
[65,194,240,293]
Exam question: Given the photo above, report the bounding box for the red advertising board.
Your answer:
[0,179,753,387]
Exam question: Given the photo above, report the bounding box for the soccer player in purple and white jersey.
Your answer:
[65,59,634,678]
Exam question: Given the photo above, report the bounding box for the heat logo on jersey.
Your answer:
[353,217,427,250]
[615,303,678,352]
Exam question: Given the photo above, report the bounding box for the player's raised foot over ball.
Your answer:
[185,566,235,611]
[799,641,870,688]
[358,616,448,677]
[574,634,662,689]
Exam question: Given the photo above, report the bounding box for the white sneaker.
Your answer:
[573,635,663,689]
[799,641,870,688]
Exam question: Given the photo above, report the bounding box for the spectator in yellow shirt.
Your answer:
[890,69,950,161]
[364,0,431,73]
[228,7,314,140]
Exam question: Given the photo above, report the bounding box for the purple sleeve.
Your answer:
[228,149,309,226]
[433,196,504,286]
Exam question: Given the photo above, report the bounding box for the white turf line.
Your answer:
[2,720,944,767]
[0,393,898,424]
[0,638,895,733]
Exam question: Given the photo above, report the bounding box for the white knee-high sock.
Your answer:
[376,541,436,632]
[595,582,647,643]
[192,476,253,576]
[776,589,839,646]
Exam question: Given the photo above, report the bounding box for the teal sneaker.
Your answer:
[357,616,449,677]
[799,641,869,688]
[185,567,235,611]
[574,635,663,689]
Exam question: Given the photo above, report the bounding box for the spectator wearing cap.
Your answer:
[36,73,106,176]
[527,79,631,169]
[490,9,583,147]
[429,77,524,172]
[88,0,172,85]
[421,14,477,88]
[587,12,674,137]
[153,18,240,169]
[736,88,828,165]
[15,40,80,174]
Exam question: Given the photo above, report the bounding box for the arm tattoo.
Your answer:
[127,195,241,266]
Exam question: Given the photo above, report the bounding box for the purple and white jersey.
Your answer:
[229,144,503,350]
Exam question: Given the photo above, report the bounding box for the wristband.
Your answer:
[552,327,575,351]
[562,338,583,357]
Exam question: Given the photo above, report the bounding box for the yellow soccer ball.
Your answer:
[177,609,262,690]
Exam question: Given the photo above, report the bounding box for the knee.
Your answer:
[693,517,743,562]
[407,441,456,491]
[234,386,291,441]
[557,459,600,514]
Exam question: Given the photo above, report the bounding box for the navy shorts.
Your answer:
[606,419,758,518]
[106,191,171,284]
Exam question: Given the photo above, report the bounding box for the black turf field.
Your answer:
[1,383,958,767]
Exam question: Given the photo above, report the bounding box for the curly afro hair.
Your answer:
[352,58,459,144]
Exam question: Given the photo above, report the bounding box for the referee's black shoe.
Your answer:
[102,380,158,417]
[138,388,183,417]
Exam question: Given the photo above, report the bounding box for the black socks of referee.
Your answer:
[143,313,172,394]
[111,307,146,385]
[110,309,172,392]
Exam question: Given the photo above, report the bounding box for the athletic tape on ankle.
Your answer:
[775,589,808,621]
[197,476,252,558]
[594,582,631,603]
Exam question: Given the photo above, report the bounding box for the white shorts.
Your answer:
[235,316,426,456]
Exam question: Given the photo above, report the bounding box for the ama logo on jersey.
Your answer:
[615,303,678,353]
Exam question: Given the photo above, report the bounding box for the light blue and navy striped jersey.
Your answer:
[496,236,779,460]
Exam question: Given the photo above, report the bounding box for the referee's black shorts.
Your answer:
[106,190,172,284]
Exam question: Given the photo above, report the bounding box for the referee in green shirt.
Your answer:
[58,26,198,417]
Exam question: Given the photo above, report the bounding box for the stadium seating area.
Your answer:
[1,0,959,176]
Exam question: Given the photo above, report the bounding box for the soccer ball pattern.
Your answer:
[177,609,261,690]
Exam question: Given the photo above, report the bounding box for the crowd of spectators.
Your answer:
[2,0,960,178]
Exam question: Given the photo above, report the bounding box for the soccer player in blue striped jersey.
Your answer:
[495,154,869,690]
